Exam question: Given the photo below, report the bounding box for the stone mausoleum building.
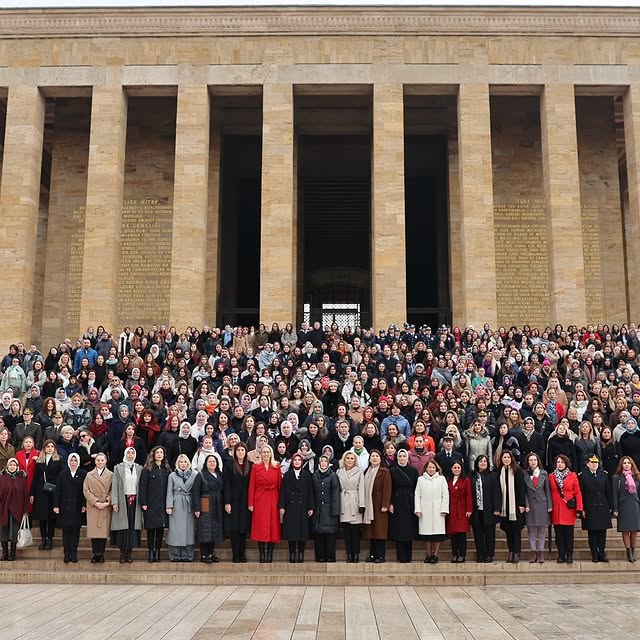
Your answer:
[0,5,638,348]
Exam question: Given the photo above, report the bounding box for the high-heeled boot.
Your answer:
[8,543,16,561]
[258,542,266,563]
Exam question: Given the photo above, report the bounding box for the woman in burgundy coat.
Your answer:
[549,453,583,564]
[248,444,282,563]
[446,460,473,562]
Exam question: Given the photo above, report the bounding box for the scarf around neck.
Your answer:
[500,466,517,521]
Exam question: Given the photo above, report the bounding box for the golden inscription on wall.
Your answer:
[118,199,173,327]
[65,206,86,336]
[494,199,551,327]
[581,203,605,322]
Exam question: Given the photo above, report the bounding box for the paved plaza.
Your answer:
[0,582,636,640]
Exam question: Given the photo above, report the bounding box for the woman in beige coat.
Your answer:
[83,452,113,563]
[336,451,365,563]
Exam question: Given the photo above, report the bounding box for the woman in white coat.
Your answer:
[415,459,449,564]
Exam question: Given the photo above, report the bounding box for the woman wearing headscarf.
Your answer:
[137,409,162,451]
[176,422,198,466]
[297,439,316,474]
[0,427,16,473]
[192,454,224,563]
[619,418,640,471]
[389,447,418,563]
[249,443,282,563]
[138,446,171,562]
[111,446,143,563]
[83,451,112,563]
[311,453,340,562]
[166,453,197,562]
[279,451,314,563]
[362,449,392,563]
[53,452,86,563]
[337,451,365,563]
[223,442,252,563]
[31,439,62,550]
[612,455,640,562]
[497,450,526,563]
[0,457,29,561]
[549,453,583,564]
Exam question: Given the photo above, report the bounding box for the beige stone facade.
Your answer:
[0,6,637,346]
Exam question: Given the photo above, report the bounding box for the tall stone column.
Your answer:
[170,85,210,331]
[624,85,640,321]
[372,84,406,329]
[205,127,221,326]
[79,86,128,336]
[457,84,497,329]
[260,84,296,326]
[0,86,45,347]
[540,84,587,326]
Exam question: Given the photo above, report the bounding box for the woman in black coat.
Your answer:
[545,421,577,473]
[388,448,418,563]
[192,454,225,563]
[53,453,87,563]
[223,443,252,563]
[579,456,612,563]
[311,453,340,562]
[279,452,315,563]
[471,454,502,563]
[31,439,63,550]
[619,420,640,471]
[138,446,171,562]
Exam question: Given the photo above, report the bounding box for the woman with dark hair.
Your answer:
[415,459,449,564]
[612,455,640,562]
[470,454,501,563]
[113,423,147,466]
[137,409,162,451]
[362,449,392,563]
[389,448,418,563]
[497,450,526,563]
[192,454,225,563]
[579,454,612,563]
[31,439,62,550]
[549,453,583,564]
[446,460,472,563]
[224,442,252,563]
[53,452,86,563]
[138,446,171,562]
[523,452,552,563]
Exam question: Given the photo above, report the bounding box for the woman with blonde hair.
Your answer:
[336,450,365,563]
[248,444,281,563]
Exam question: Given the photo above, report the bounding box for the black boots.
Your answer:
[1,542,8,561]
[258,542,266,563]
[8,543,15,562]
[297,542,304,563]
[266,542,274,563]
[627,548,637,563]
[148,549,154,563]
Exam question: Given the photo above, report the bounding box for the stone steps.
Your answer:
[1,559,638,586]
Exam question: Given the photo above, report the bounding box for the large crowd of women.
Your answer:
[0,320,639,565]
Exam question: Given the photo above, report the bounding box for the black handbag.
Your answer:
[43,471,56,493]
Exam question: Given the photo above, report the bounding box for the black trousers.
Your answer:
[342,523,361,556]
[314,533,336,561]
[62,527,80,558]
[230,532,247,560]
[395,540,413,563]
[368,538,386,560]
[450,532,467,558]
[471,512,496,559]
[91,538,107,556]
[200,542,215,557]
[554,524,574,559]
[39,518,55,540]
[587,529,607,559]
[147,527,164,550]
[502,522,522,554]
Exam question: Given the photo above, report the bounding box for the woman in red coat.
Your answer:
[15,436,39,512]
[446,460,473,562]
[548,453,583,564]
[248,444,282,563]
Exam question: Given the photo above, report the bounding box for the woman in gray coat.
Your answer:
[523,452,552,563]
[111,446,143,563]
[166,453,197,562]
[464,421,493,473]
[612,455,640,562]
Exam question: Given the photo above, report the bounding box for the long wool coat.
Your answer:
[110,463,143,532]
[362,466,392,540]
[523,470,553,527]
[83,468,113,539]
[279,467,315,541]
[549,471,583,526]
[389,463,418,542]
[31,457,63,521]
[192,470,224,544]
[414,472,449,535]
[138,465,170,530]
[336,466,365,524]
[579,469,612,531]
[612,474,640,532]
[446,476,473,534]
[54,469,87,529]
[248,462,282,542]
[222,462,252,535]
[166,471,197,547]
[311,468,340,535]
